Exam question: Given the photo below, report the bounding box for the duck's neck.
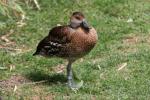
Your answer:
[69,24,90,33]
[81,26,90,32]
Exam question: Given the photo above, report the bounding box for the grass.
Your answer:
[0,0,150,99]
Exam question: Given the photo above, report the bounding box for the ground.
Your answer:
[0,0,150,99]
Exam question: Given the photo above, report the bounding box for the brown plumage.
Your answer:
[33,26,97,60]
[33,12,98,89]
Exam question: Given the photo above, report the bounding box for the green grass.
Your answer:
[0,0,150,99]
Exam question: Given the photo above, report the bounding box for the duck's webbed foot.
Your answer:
[68,78,83,89]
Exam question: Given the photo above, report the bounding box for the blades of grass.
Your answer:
[33,0,40,10]
[0,67,7,70]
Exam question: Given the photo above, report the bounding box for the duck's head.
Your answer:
[70,12,90,31]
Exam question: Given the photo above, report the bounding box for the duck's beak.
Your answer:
[81,19,90,29]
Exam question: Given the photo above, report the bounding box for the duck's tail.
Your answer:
[33,51,39,56]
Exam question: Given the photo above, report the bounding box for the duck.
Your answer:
[33,12,98,89]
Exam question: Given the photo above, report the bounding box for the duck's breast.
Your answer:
[69,27,98,57]
[82,27,98,53]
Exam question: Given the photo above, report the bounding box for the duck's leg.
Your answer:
[67,60,83,89]
[67,61,73,87]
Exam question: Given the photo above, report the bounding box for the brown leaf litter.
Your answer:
[1,29,14,43]
[52,64,66,73]
[0,29,31,55]
[117,62,127,71]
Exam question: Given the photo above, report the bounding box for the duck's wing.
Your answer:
[33,26,72,56]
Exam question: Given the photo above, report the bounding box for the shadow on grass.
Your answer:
[25,71,67,85]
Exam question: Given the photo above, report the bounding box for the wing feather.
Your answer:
[33,26,72,56]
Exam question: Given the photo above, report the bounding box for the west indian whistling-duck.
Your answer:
[33,12,98,89]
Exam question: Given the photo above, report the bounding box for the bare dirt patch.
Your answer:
[118,34,146,54]
[122,34,150,45]
[30,94,54,100]
[0,75,31,90]
[122,35,140,45]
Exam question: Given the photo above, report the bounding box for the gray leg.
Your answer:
[67,61,73,86]
[66,60,83,89]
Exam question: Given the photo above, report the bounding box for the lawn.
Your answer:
[0,0,150,99]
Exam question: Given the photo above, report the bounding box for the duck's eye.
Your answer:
[75,16,80,20]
